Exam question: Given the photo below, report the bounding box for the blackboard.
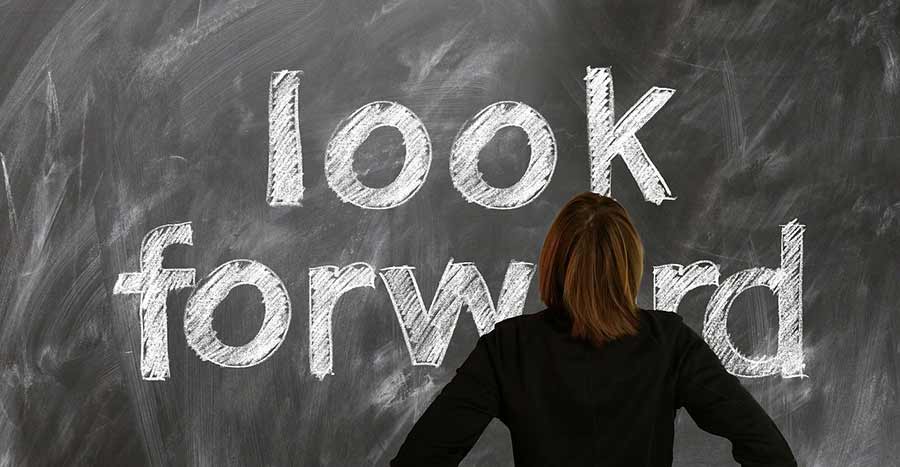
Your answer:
[0,0,897,465]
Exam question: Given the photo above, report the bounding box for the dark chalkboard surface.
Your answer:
[0,0,897,465]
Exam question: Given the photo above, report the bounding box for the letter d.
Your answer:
[704,219,806,378]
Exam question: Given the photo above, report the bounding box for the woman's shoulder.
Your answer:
[487,308,557,337]
[639,307,685,325]
[636,308,702,352]
[491,309,545,331]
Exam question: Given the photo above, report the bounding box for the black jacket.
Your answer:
[390,307,798,466]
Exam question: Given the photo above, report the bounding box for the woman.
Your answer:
[390,192,798,466]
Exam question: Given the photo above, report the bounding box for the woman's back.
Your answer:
[390,306,798,466]
[498,307,682,465]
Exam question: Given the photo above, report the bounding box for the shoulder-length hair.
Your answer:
[538,192,644,348]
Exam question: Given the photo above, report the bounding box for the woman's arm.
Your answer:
[675,320,798,466]
[390,332,502,467]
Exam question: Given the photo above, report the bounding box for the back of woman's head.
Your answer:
[538,192,644,348]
